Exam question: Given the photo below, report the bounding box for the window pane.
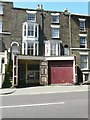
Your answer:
[27,14,35,21]
[80,37,86,48]
[24,25,26,36]
[27,43,33,55]
[0,5,3,14]
[81,63,87,69]
[80,21,85,30]
[28,25,34,36]
[35,25,37,37]
[64,48,69,55]
[52,28,59,38]
[0,20,2,32]
[35,43,37,56]
[51,43,56,56]
[51,16,59,23]
[80,55,88,69]
[24,43,26,54]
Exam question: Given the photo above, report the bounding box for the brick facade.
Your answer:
[1,1,90,86]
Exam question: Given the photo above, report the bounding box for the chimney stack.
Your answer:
[37,4,43,10]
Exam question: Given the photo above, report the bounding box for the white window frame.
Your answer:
[24,24,26,36]
[44,40,61,56]
[82,72,90,82]
[51,15,59,23]
[80,36,87,48]
[0,5,3,15]
[27,13,36,22]
[0,18,2,33]
[64,45,69,56]
[50,43,56,56]
[22,22,39,40]
[22,41,39,56]
[79,18,86,31]
[80,52,88,70]
[79,34,87,48]
[51,28,59,38]
[26,10,37,22]
[28,24,34,36]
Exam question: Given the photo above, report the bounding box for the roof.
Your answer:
[1,0,12,2]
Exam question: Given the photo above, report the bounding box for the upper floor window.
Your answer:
[51,16,59,23]
[27,42,38,56]
[80,55,88,70]
[0,19,2,32]
[27,14,36,22]
[80,36,86,48]
[27,43,34,55]
[24,25,26,36]
[44,41,61,56]
[51,13,59,23]
[52,28,59,38]
[23,22,39,39]
[0,5,3,15]
[26,10,37,22]
[51,43,56,56]
[64,45,69,56]
[28,24,34,36]
[79,18,86,31]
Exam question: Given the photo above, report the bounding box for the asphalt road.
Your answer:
[1,91,88,118]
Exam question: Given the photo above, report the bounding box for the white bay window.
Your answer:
[23,22,39,40]
[45,40,61,56]
[22,42,39,56]
[22,21,39,56]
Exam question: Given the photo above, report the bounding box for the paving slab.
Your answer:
[0,85,89,96]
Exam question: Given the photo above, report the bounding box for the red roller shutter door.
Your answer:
[51,66,73,84]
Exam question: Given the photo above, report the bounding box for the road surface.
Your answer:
[1,91,88,118]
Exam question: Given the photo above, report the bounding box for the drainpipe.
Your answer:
[69,13,72,55]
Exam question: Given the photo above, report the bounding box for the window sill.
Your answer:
[51,22,59,24]
[27,20,36,22]
[79,30,87,32]
[81,68,89,71]
[52,37,60,39]
[0,32,11,35]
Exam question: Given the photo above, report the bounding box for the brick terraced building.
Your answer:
[0,1,90,87]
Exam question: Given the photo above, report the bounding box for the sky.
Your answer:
[12,1,90,15]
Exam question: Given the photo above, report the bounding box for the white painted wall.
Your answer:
[0,50,7,88]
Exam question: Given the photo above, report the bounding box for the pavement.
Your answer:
[0,85,89,96]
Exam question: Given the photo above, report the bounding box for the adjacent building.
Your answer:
[0,1,90,87]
